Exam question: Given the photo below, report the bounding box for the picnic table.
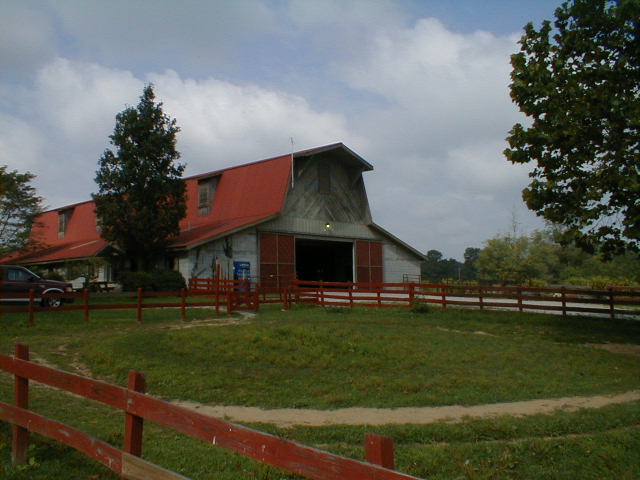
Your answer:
[92,281,114,293]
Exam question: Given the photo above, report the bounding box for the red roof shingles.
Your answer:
[2,151,293,264]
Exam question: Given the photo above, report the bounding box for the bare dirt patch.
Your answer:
[435,327,496,337]
[586,343,640,358]
[174,390,640,428]
[160,317,249,330]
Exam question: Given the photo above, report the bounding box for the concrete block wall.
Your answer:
[178,230,259,281]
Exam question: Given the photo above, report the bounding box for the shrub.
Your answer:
[119,269,186,292]
[526,278,548,288]
[120,271,154,292]
[565,276,639,289]
[151,269,186,292]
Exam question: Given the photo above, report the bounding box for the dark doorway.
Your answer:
[295,239,353,283]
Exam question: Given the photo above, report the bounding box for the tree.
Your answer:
[461,247,480,281]
[505,0,640,256]
[476,231,559,285]
[421,249,464,282]
[93,84,186,270]
[0,166,43,255]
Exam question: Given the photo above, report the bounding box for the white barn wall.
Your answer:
[382,242,421,283]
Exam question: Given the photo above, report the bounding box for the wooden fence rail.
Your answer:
[3,279,639,324]
[0,279,260,325]
[287,280,640,319]
[0,344,423,480]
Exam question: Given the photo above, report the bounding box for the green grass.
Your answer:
[73,306,640,408]
[1,304,639,479]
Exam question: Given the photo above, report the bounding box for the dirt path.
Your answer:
[23,335,640,428]
[174,390,640,427]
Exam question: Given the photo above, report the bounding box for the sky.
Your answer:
[0,0,563,260]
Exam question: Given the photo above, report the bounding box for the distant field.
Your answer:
[1,305,639,479]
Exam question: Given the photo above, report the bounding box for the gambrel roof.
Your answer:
[2,143,380,264]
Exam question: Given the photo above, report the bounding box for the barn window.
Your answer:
[58,208,73,238]
[318,163,331,193]
[198,176,219,216]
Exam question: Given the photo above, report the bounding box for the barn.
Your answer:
[3,143,424,285]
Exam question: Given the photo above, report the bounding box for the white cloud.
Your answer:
[34,58,142,145]
[341,17,522,151]
[149,70,357,173]
[0,115,45,173]
[1,58,358,207]
[325,16,541,256]
[445,140,533,193]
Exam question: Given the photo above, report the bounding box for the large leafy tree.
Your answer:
[505,0,639,256]
[93,84,186,270]
[0,166,43,255]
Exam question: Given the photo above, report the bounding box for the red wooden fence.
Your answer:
[0,279,260,326]
[288,280,640,319]
[3,279,639,324]
[0,344,423,480]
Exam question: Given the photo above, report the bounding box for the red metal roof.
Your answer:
[1,150,295,264]
[1,201,109,265]
[175,152,292,247]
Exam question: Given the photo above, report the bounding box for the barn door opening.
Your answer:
[295,239,353,283]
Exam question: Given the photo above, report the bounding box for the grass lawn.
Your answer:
[1,304,639,479]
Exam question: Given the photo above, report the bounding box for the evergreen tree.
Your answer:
[93,84,186,270]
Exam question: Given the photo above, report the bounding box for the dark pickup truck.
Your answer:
[0,265,73,307]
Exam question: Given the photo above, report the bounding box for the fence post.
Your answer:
[408,283,415,307]
[180,288,186,321]
[12,344,30,465]
[227,287,233,315]
[124,370,147,458]
[252,281,259,312]
[364,433,395,470]
[215,279,220,316]
[441,284,447,309]
[283,286,287,310]
[608,287,615,320]
[27,289,35,326]
[136,288,143,324]
[561,287,567,318]
[517,286,523,313]
[479,286,484,311]
[83,288,90,323]
[377,284,382,307]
